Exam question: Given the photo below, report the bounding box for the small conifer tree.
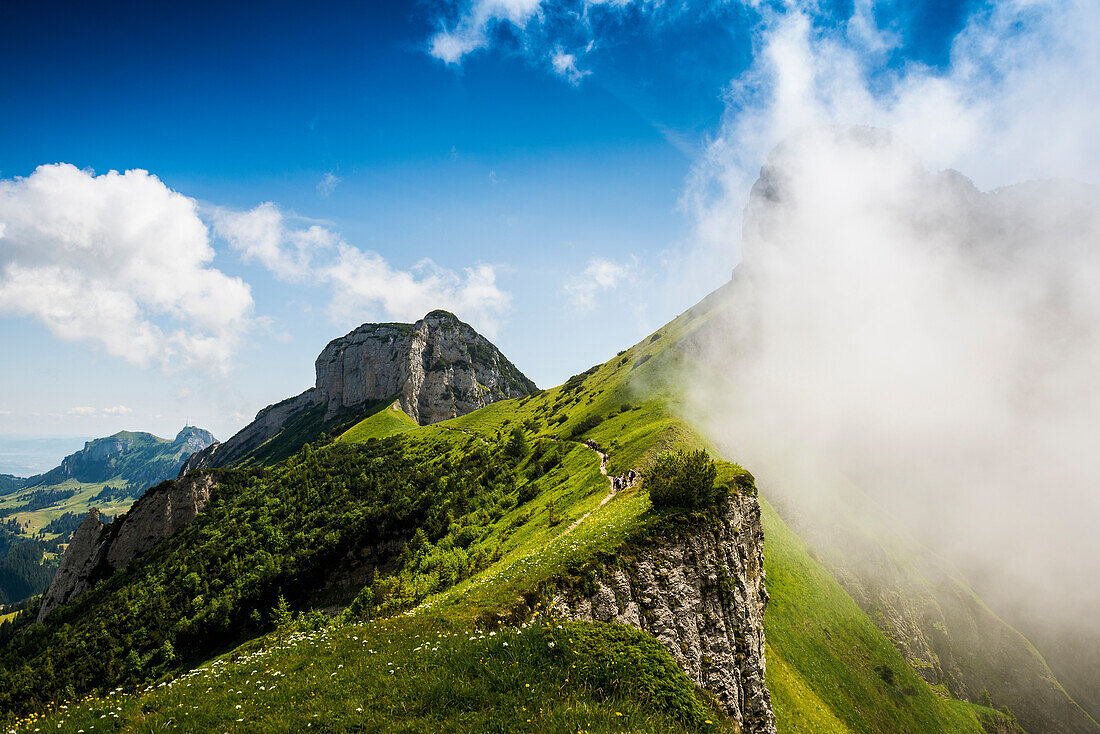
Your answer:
[504,426,529,459]
[643,450,723,510]
[272,594,294,633]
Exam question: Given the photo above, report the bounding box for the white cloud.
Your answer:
[65,405,133,418]
[0,164,253,372]
[687,0,1100,256]
[213,202,336,281]
[551,48,590,85]
[429,0,544,64]
[322,245,511,336]
[563,256,636,312]
[213,201,510,332]
[316,172,341,197]
[679,0,1100,630]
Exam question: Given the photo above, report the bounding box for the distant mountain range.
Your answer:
[0,426,216,606]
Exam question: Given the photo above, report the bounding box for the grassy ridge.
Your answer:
[1,289,1025,732]
[338,401,419,442]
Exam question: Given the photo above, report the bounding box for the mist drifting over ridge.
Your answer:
[689,125,1100,623]
[682,122,1100,730]
[670,0,1100,665]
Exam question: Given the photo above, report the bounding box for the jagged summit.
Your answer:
[184,310,536,471]
[174,426,216,450]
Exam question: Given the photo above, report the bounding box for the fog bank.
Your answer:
[689,125,1100,627]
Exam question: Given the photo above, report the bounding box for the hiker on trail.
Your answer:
[628,469,636,486]
[613,476,621,491]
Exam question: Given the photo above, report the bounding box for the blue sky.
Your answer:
[1,0,1094,450]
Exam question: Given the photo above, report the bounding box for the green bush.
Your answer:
[643,450,724,510]
[569,413,603,438]
[503,426,528,459]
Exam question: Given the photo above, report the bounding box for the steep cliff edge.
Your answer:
[37,473,215,621]
[550,488,777,734]
[185,310,535,471]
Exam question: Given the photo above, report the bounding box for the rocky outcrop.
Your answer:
[186,310,536,471]
[104,473,214,571]
[36,508,107,621]
[316,310,535,424]
[37,473,216,622]
[549,489,777,734]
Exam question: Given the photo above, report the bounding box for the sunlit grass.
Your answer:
[12,617,732,733]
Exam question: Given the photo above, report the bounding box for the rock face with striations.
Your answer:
[37,473,216,622]
[550,486,777,734]
[184,310,536,471]
[315,310,535,424]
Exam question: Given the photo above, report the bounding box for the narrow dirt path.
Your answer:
[561,442,617,535]
[404,434,627,617]
[446,427,621,538]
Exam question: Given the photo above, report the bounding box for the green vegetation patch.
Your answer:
[645,450,725,511]
[11,617,732,733]
[338,401,420,442]
[759,496,1006,734]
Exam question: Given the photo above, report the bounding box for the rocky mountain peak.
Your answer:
[184,311,536,471]
[315,310,535,425]
[173,426,217,452]
[24,428,216,490]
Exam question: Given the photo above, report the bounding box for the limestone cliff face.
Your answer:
[186,310,535,471]
[36,508,107,622]
[550,490,777,734]
[315,311,536,424]
[37,473,215,622]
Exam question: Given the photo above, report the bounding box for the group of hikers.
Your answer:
[612,470,636,491]
[583,439,637,492]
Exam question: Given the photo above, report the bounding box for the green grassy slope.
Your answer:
[780,488,1096,734]
[216,398,393,470]
[1,289,1027,733]
[759,497,1004,734]
[14,618,732,734]
[338,400,420,442]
